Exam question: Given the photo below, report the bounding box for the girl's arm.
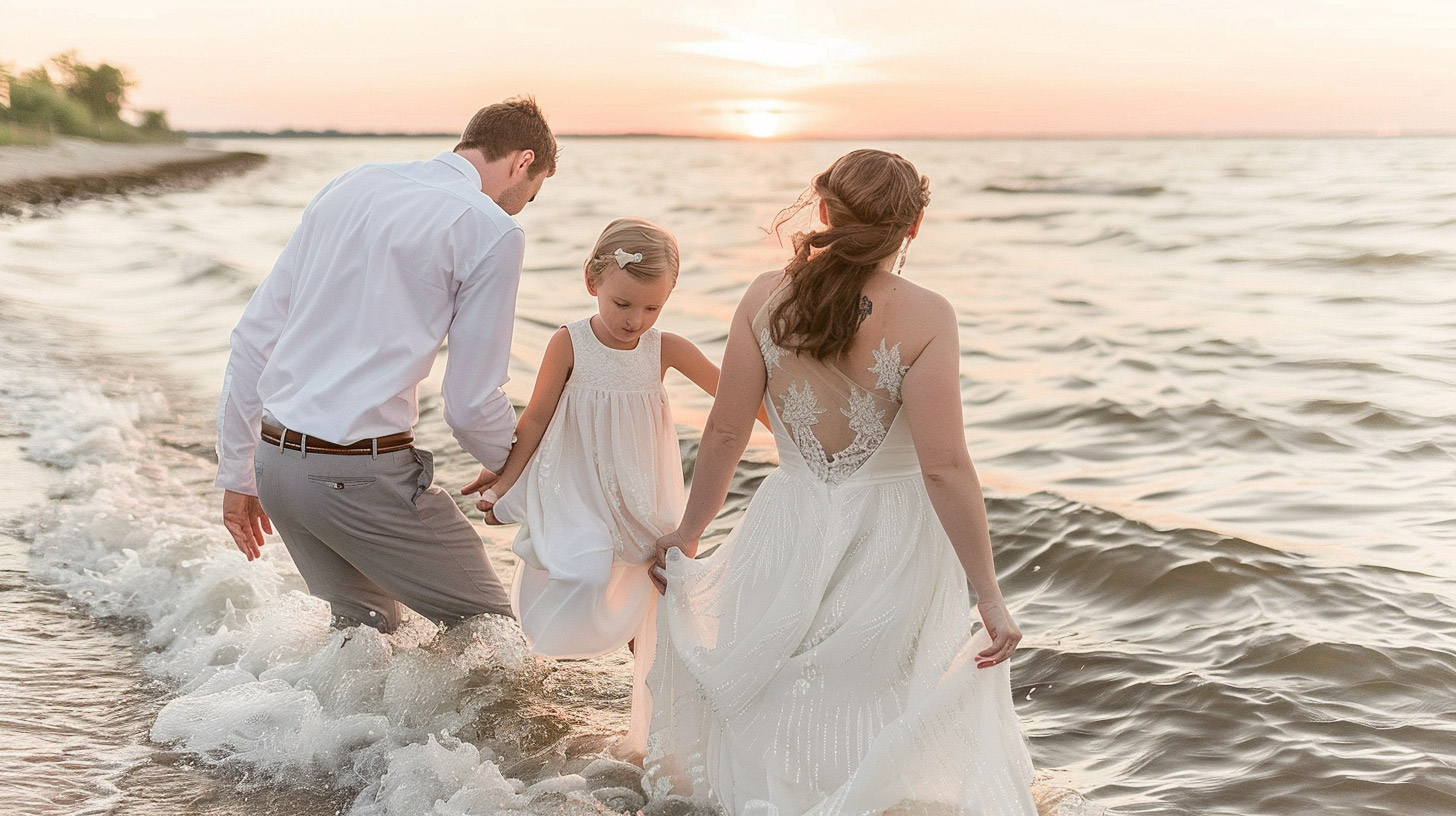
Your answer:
[651,275,777,591]
[478,327,573,511]
[661,332,771,428]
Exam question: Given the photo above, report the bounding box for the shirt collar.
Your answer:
[434,151,482,191]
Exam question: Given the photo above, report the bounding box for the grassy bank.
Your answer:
[1,53,183,147]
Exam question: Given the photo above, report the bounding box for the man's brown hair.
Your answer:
[455,96,558,177]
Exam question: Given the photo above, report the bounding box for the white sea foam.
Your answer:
[2,344,647,814]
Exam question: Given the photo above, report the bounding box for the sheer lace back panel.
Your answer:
[752,291,913,485]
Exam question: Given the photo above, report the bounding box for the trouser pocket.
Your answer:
[410,448,435,503]
[306,475,377,491]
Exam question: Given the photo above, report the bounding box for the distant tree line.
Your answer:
[0,52,179,146]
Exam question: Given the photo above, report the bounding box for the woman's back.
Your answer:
[749,269,944,485]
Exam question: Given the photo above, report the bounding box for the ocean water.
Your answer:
[0,135,1452,816]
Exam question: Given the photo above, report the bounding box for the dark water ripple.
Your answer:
[993,493,1456,815]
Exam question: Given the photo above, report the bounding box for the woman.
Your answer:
[645,149,1037,815]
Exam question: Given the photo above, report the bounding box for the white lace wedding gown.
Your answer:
[644,304,1037,815]
[492,317,684,754]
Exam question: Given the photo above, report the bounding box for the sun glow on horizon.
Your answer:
[716,99,799,140]
[743,110,781,139]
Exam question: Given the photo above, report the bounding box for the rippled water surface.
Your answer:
[0,136,1453,815]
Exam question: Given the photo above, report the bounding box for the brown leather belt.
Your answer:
[261,423,413,456]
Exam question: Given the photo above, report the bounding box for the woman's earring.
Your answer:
[894,237,911,276]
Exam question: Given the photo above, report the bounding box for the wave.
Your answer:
[1219,250,1444,270]
[989,492,1456,816]
[962,210,1075,223]
[176,258,252,287]
[982,181,1165,197]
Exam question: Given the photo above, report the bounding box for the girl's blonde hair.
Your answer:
[584,217,680,285]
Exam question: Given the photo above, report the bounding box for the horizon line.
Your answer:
[181,128,1456,142]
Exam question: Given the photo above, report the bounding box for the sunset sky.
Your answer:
[5,0,1455,138]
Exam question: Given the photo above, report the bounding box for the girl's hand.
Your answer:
[975,598,1022,668]
[460,467,499,496]
[650,529,699,594]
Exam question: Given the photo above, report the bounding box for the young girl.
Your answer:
[477,216,759,756]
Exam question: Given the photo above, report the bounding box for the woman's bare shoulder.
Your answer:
[737,269,789,317]
[872,276,956,346]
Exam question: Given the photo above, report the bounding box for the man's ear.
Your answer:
[514,149,536,177]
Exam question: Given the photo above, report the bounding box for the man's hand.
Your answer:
[223,490,272,561]
[459,467,500,497]
[650,529,699,595]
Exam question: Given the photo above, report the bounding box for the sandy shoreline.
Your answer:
[0,137,266,216]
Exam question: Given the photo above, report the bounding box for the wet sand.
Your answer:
[0,137,265,216]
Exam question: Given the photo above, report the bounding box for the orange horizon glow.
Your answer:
[5,1,1456,139]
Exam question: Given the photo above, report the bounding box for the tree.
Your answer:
[138,109,170,132]
[53,51,132,120]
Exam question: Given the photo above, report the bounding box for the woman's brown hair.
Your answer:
[769,149,930,361]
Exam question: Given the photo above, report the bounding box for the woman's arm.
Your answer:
[661,332,771,428]
[651,276,777,590]
[476,327,573,516]
[899,293,1022,667]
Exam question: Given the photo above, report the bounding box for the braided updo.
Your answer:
[769,149,930,360]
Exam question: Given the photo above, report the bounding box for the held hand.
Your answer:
[223,490,273,561]
[650,529,699,595]
[975,598,1022,668]
[459,467,500,497]
[474,485,511,525]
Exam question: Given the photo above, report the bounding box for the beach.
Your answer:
[0,134,1451,816]
[0,137,266,216]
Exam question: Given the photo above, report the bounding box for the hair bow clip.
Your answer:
[613,248,644,268]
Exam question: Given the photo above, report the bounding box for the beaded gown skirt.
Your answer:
[644,395,1038,815]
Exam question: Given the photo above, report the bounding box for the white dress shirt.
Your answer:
[216,151,522,495]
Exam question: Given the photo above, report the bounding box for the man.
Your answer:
[215,97,556,632]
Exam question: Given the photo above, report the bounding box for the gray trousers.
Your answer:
[255,442,513,632]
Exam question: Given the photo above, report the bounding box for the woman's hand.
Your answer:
[650,529,699,594]
[975,598,1022,668]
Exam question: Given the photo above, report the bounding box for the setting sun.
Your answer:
[743,110,780,139]
[717,99,798,139]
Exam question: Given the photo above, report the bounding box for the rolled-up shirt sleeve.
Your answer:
[214,236,299,495]
[442,225,525,472]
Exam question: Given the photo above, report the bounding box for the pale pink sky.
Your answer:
[4,0,1455,137]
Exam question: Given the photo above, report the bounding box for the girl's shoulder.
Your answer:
[537,324,576,377]
[658,330,698,366]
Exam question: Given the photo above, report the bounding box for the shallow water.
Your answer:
[0,135,1452,815]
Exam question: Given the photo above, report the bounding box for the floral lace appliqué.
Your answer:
[780,381,829,473]
[761,330,897,485]
[759,327,787,378]
[869,339,909,403]
[776,381,890,485]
